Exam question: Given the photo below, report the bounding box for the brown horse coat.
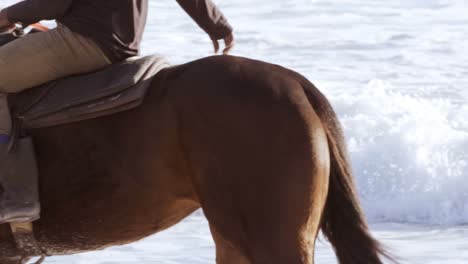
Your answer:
[0,56,390,264]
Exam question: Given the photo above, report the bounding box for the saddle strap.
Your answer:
[10,222,46,263]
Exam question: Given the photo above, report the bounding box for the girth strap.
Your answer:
[10,222,46,264]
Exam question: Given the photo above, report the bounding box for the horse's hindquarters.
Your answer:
[169,57,330,263]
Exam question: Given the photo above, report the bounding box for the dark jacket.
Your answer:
[6,0,233,62]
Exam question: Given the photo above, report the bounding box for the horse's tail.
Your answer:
[300,78,394,264]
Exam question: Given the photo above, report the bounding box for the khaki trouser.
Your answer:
[0,25,110,134]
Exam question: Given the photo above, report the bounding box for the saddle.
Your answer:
[8,55,170,131]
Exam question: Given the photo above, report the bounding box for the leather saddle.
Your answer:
[8,55,170,131]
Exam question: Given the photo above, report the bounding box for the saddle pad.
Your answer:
[9,55,170,129]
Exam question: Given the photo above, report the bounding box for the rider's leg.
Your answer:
[0,24,110,223]
[0,24,110,137]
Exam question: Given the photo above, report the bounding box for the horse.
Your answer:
[0,30,391,264]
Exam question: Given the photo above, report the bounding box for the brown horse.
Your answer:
[0,54,391,263]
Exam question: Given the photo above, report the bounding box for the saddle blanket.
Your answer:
[9,55,170,129]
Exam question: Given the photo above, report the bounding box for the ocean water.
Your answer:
[2,0,468,263]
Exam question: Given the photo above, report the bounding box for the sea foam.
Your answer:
[333,79,468,225]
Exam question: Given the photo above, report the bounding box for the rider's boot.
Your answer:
[0,135,41,224]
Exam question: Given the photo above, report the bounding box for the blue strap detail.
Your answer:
[0,134,10,144]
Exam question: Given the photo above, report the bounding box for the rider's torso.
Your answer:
[61,0,149,63]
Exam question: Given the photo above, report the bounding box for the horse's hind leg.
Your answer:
[207,175,328,264]
[199,110,329,264]
[209,223,318,264]
[210,225,250,264]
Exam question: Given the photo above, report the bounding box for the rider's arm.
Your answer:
[175,0,233,40]
[5,0,73,25]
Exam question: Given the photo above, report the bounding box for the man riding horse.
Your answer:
[0,0,234,224]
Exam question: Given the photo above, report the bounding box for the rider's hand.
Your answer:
[212,33,235,55]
